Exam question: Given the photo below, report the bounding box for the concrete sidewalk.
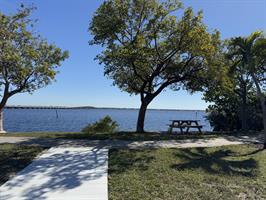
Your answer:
[0,147,108,200]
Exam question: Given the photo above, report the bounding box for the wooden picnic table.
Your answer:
[168,119,202,134]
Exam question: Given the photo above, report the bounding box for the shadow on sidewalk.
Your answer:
[0,146,107,200]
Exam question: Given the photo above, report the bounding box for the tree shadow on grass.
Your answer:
[171,148,258,177]
[0,144,46,186]
[234,147,265,157]
[0,146,108,200]
[108,149,155,175]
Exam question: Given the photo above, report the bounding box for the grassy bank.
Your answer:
[0,131,218,141]
[0,144,46,186]
[108,145,266,200]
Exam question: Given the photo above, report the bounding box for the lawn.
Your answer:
[0,131,218,141]
[108,145,266,200]
[0,144,46,186]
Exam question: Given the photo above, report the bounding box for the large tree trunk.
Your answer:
[136,102,148,132]
[0,109,6,133]
[251,73,266,148]
[136,95,153,133]
[135,80,174,133]
[0,89,10,134]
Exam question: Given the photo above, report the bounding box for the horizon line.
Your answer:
[5,105,205,111]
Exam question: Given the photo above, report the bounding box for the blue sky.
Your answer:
[1,0,266,109]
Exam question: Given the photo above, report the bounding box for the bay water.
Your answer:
[4,108,211,132]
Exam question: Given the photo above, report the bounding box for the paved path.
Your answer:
[0,147,108,200]
[0,136,36,144]
[0,135,262,148]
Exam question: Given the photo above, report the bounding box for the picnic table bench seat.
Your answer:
[168,124,203,128]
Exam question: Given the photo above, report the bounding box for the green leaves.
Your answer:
[89,0,222,97]
[0,6,69,104]
[204,31,266,131]
[82,116,119,134]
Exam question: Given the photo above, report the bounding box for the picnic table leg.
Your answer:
[169,121,175,134]
[195,121,202,134]
[169,126,173,134]
[186,121,191,134]
[180,127,183,134]
[198,127,202,134]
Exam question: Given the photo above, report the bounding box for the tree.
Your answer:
[0,6,69,133]
[229,31,266,148]
[205,86,262,132]
[89,0,222,132]
[204,70,242,131]
[204,43,257,131]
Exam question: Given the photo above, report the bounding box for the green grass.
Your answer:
[108,145,266,200]
[0,144,46,186]
[0,131,218,141]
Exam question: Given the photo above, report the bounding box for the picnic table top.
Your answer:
[169,119,200,122]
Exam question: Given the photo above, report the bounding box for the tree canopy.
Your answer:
[0,6,69,132]
[89,0,223,132]
[229,31,266,90]
[0,6,69,109]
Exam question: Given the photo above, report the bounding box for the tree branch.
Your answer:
[9,71,34,97]
[131,61,146,82]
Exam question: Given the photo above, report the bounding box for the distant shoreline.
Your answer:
[5,105,205,112]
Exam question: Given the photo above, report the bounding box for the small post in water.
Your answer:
[56,109,59,119]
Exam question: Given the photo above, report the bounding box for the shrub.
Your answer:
[82,116,118,134]
[206,109,240,131]
[206,96,263,131]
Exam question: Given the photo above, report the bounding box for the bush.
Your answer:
[206,96,263,131]
[82,116,118,134]
[206,109,240,131]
